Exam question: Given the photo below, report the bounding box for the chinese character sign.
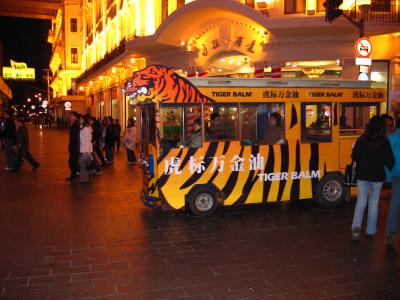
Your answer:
[163,155,319,182]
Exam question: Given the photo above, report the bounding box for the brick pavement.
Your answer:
[0,127,399,300]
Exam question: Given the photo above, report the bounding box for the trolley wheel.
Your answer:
[316,172,345,208]
[187,187,217,216]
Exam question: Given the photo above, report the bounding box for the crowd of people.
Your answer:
[66,111,137,183]
[351,114,400,247]
[3,107,400,247]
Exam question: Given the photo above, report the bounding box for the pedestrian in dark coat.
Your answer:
[104,117,115,163]
[114,119,121,151]
[3,110,17,171]
[91,117,106,166]
[351,116,395,241]
[67,111,80,180]
[15,119,40,170]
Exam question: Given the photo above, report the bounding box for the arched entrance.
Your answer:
[153,0,269,75]
[204,50,254,77]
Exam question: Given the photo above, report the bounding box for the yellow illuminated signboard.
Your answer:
[199,87,386,103]
[2,59,35,81]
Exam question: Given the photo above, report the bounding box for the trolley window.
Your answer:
[240,103,285,145]
[340,103,379,136]
[184,105,203,148]
[301,103,332,143]
[204,104,238,141]
[159,104,202,149]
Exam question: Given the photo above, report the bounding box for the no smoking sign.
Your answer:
[355,38,372,58]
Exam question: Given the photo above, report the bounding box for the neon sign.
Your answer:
[2,59,35,81]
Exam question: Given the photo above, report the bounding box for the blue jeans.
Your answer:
[387,177,400,236]
[352,180,383,235]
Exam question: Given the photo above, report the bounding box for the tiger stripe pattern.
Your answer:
[151,140,337,210]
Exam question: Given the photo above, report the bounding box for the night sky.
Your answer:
[0,17,52,104]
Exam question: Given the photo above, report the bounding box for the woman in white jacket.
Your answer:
[124,118,137,164]
[79,115,94,183]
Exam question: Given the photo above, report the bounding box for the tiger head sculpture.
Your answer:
[122,65,212,103]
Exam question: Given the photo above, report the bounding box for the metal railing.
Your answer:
[349,2,400,23]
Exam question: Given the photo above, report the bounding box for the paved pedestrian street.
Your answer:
[0,127,399,300]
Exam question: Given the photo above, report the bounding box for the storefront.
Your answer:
[77,0,400,127]
[110,87,119,120]
[53,95,86,121]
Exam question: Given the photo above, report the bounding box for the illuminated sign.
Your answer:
[200,87,385,102]
[64,101,72,111]
[355,57,372,66]
[2,59,35,81]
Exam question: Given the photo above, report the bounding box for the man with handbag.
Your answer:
[79,114,94,183]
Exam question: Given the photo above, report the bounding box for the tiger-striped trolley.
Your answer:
[123,65,386,216]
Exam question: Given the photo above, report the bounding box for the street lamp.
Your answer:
[42,69,52,105]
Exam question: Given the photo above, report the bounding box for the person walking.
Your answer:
[88,117,102,176]
[124,118,137,164]
[15,119,40,170]
[104,117,115,163]
[114,119,122,151]
[386,119,400,246]
[0,117,5,150]
[351,116,395,241]
[67,111,80,181]
[78,115,93,183]
[3,110,17,171]
[382,114,396,137]
[91,117,106,167]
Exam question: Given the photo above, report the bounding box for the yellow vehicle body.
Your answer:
[124,65,386,214]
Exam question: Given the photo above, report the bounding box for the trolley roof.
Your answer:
[188,77,372,88]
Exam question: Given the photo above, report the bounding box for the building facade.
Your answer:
[0,42,12,114]
[48,0,400,127]
[48,0,86,118]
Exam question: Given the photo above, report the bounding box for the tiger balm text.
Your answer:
[257,170,321,181]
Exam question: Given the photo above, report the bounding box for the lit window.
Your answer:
[240,103,285,145]
[159,105,202,149]
[204,104,239,141]
[340,103,379,136]
[71,48,78,64]
[302,103,332,143]
[285,0,306,14]
[70,18,77,32]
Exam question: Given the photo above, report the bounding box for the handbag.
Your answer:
[84,154,97,171]
[344,161,357,186]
